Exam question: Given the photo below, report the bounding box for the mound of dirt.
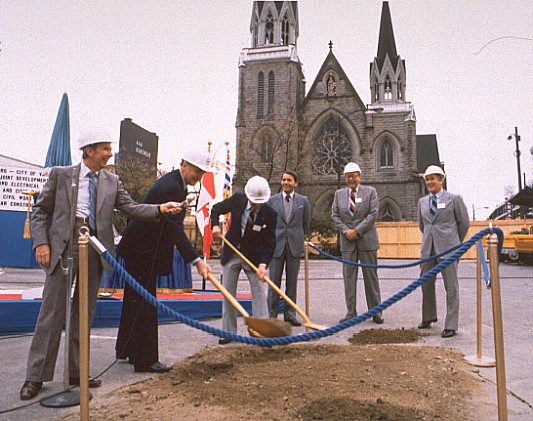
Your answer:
[64,329,490,420]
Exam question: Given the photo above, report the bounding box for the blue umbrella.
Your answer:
[45,93,71,167]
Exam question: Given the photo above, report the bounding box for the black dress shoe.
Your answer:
[285,319,302,327]
[134,362,173,373]
[339,314,357,323]
[441,329,456,338]
[418,319,438,329]
[372,315,384,324]
[20,381,43,400]
[218,338,232,345]
[69,377,102,388]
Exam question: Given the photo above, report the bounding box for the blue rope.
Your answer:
[308,242,463,269]
[100,227,503,347]
[477,239,491,287]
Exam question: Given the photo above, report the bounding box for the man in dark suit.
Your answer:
[267,170,310,326]
[211,176,277,344]
[115,150,212,372]
[21,130,182,400]
[417,165,469,338]
[331,162,383,324]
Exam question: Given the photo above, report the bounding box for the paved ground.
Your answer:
[0,257,531,420]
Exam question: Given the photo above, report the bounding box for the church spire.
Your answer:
[370,1,406,104]
[250,1,299,48]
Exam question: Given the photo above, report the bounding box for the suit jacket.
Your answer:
[267,192,310,258]
[210,192,277,267]
[418,190,470,258]
[117,169,198,276]
[331,184,380,252]
[31,164,159,274]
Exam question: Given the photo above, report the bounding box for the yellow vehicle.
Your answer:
[486,225,533,264]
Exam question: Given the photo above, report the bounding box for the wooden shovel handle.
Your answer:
[206,272,250,318]
[220,235,311,323]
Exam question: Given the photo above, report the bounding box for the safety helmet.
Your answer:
[182,149,214,173]
[78,129,113,150]
[424,165,445,179]
[343,162,361,174]
[244,176,271,204]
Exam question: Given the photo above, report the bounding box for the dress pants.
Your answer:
[341,248,381,318]
[25,223,103,381]
[221,254,268,333]
[420,256,460,331]
[115,259,158,367]
[268,243,300,320]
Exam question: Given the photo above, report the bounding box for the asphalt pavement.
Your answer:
[0,258,531,420]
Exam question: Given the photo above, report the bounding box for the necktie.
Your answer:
[87,171,98,230]
[430,195,437,219]
[349,189,357,215]
[284,194,292,219]
[245,209,255,235]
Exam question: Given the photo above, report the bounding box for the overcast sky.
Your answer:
[1,1,532,219]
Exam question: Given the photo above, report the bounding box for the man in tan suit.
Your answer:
[20,130,181,400]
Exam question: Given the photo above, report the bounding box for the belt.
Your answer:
[75,216,90,225]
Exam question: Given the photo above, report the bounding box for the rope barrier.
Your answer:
[100,227,503,348]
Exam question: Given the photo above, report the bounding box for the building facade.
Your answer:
[235,1,439,222]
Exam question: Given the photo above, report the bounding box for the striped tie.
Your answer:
[87,171,98,230]
[430,196,437,219]
[349,189,357,215]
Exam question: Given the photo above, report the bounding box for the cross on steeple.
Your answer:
[328,40,333,51]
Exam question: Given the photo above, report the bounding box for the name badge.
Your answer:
[437,203,446,209]
[355,198,363,203]
[252,224,262,232]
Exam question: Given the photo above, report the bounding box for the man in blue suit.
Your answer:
[267,171,310,326]
[115,150,212,372]
[417,165,469,338]
[211,176,277,344]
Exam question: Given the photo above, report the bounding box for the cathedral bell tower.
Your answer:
[235,1,305,189]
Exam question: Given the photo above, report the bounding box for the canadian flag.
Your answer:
[196,170,216,259]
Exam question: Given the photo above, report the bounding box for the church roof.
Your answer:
[376,1,399,72]
[256,1,298,18]
[416,134,440,173]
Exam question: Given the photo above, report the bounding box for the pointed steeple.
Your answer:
[376,2,398,71]
[370,1,406,104]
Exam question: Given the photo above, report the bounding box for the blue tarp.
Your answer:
[0,210,39,268]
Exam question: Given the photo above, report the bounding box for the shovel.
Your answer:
[220,236,327,331]
[206,272,291,338]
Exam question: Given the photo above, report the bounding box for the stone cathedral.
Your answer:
[234,1,440,222]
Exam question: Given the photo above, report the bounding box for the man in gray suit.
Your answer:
[417,165,469,338]
[332,163,383,324]
[267,170,311,326]
[20,130,182,400]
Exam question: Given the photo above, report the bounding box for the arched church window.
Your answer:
[312,117,351,175]
[380,139,393,168]
[281,14,290,45]
[325,73,337,96]
[380,204,395,222]
[268,71,275,114]
[374,78,379,102]
[257,72,264,118]
[265,12,274,45]
[384,75,392,100]
[397,76,403,100]
[261,134,273,163]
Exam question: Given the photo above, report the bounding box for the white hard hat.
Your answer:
[244,176,271,203]
[182,149,214,173]
[78,129,113,150]
[343,162,361,174]
[424,165,445,179]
